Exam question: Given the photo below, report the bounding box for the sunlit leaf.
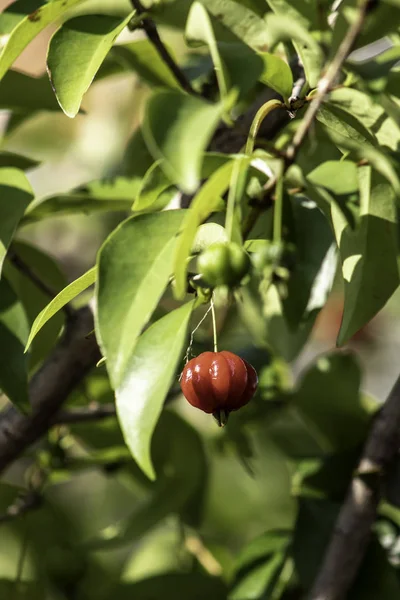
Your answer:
[142,89,222,193]
[116,301,194,480]
[334,167,399,346]
[47,13,133,117]
[264,1,323,88]
[0,0,87,82]
[96,210,186,388]
[25,266,96,351]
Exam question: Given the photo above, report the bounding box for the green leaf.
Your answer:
[142,89,222,193]
[331,0,400,56]
[173,159,235,299]
[334,167,399,346]
[264,1,323,88]
[293,352,375,452]
[0,0,87,82]
[237,283,317,361]
[116,302,194,480]
[307,160,359,195]
[0,168,33,276]
[230,530,291,600]
[47,12,133,117]
[96,210,186,388]
[317,103,377,147]
[112,39,180,89]
[258,52,293,102]
[86,412,207,547]
[152,0,269,49]
[186,2,230,99]
[25,266,96,351]
[0,277,29,412]
[132,159,175,213]
[3,242,66,369]
[24,178,135,222]
[134,152,232,214]
[0,151,39,170]
[185,3,263,101]
[281,195,335,329]
[320,108,400,196]
[0,70,61,111]
[327,87,400,151]
[347,45,400,94]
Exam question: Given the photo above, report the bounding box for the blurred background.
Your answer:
[1,1,399,597]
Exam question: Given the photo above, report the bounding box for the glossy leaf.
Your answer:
[186,2,230,100]
[47,13,133,117]
[0,0,86,82]
[264,2,323,88]
[317,104,376,147]
[153,0,269,48]
[25,266,96,351]
[258,52,293,101]
[142,89,222,193]
[0,278,29,412]
[327,87,400,152]
[282,195,335,329]
[0,168,33,275]
[173,159,235,299]
[96,210,186,388]
[334,167,399,346]
[116,301,194,480]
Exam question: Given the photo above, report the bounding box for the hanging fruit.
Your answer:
[180,350,258,426]
[197,242,251,289]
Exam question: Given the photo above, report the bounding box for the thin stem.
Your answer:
[245,99,284,156]
[273,162,284,246]
[129,0,199,97]
[9,251,74,319]
[210,297,218,353]
[225,157,246,243]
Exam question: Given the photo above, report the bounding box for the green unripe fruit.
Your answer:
[197,242,251,288]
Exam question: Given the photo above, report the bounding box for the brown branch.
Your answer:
[309,374,400,600]
[129,0,199,97]
[8,250,74,319]
[52,403,116,425]
[0,307,100,475]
